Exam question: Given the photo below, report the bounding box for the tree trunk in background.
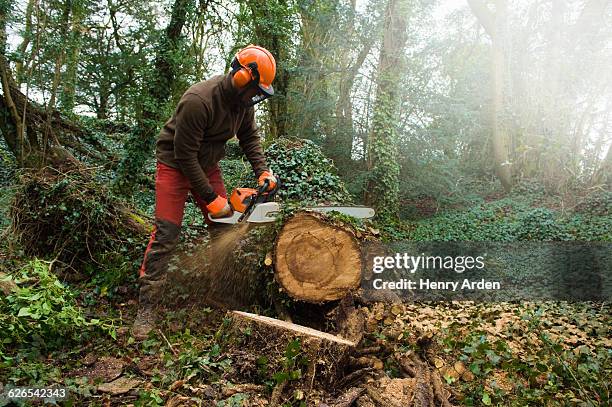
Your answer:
[47,0,72,113]
[245,0,292,140]
[113,0,194,195]
[0,3,25,165]
[468,0,512,193]
[325,0,373,171]
[540,0,569,191]
[509,1,538,180]
[60,0,85,113]
[14,0,36,85]
[591,143,611,188]
[364,0,409,220]
[287,0,335,142]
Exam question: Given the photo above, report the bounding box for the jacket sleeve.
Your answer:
[237,107,268,177]
[173,93,217,203]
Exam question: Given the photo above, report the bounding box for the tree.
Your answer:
[0,0,91,168]
[468,0,512,192]
[235,0,296,139]
[364,0,409,220]
[113,0,195,195]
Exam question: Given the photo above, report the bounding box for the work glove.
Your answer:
[258,169,277,191]
[206,195,233,218]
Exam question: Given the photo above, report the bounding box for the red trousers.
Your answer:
[139,162,227,279]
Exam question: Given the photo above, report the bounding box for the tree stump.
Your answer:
[223,311,356,388]
[274,212,363,303]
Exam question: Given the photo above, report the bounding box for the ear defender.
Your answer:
[231,57,253,88]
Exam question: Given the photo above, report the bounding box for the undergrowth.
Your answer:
[0,259,116,379]
[378,197,610,242]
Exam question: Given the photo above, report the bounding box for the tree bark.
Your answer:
[0,55,24,164]
[14,0,36,85]
[60,1,85,113]
[364,0,409,219]
[325,0,374,171]
[245,0,291,139]
[468,0,512,192]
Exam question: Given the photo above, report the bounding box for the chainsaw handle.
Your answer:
[238,180,268,223]
[258,179,270,194]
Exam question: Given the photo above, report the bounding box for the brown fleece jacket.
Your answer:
[156,73,268,202]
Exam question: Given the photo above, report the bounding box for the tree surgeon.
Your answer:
[133,45,278,339]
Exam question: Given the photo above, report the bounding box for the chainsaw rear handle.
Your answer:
[235,180,270,223]
[259,179,270,194]
[236,177,281,223]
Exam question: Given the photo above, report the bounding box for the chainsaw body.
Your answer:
[229,187,274,213]
[209,178,375,224]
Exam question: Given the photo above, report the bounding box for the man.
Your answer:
[133,44,278,339]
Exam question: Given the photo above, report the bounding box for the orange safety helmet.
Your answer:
[230,44,276,106]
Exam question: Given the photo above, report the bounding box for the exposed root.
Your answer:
[399,351,453,407]
[336,367,374,389]
[326,386,365,407]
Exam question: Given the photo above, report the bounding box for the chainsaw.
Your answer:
[208,178,375,224]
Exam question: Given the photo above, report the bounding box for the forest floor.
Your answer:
[1,252,610,406]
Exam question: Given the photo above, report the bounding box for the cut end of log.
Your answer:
[274,212,362,303]
[232,311,356,346]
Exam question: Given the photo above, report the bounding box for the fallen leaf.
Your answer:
[97,377,141,395]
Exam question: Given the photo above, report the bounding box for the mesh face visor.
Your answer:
[232,59,274,107]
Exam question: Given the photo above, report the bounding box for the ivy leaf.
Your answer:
[272,371,289,384]
[482,391,491,405]
[17,307,32,317]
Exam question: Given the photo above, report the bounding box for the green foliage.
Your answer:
[0,183,15,232]
[574,191,612,217]
[155,329,232,386]
[265,138,351,203]
[136,388,165,406]
[217,393,249,407]
[113,122,160,196]
[0,259,114,362]
[404,198,611,242]
[272,339,307,385]
[219,156,252,197]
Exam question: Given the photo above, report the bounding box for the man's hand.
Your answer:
[206,195,233,218]
[258,169,277,191]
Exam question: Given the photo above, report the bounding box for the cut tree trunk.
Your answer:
[274,212,363,303]
[222,311,355,387]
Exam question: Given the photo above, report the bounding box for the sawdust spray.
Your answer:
[172,222,258,309]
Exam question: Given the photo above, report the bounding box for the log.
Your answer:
[222,311,356,388]
[168,211,364,310]
[274,212,363,303]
